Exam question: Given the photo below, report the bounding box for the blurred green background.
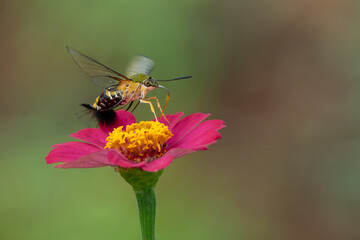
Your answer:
[1,0,360,239]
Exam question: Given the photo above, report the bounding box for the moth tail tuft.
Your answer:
[81,104,116,125]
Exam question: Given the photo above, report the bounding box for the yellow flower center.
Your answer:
[105,121,173,163]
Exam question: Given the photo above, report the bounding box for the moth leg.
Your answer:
[144,97,162,114]
[130,101,141,113]
[125,101,134,111]
[144,96,170,125]
[140,99,158,121]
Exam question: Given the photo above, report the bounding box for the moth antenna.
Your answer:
[156,76,192,82]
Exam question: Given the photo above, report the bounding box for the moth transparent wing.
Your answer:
[125,55,155,77]
[67,46,131,89]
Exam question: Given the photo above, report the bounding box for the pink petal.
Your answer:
[70,128,107,148]
[169,120,225,150]
[46,142,101,164]
[167,113,210,146]
[107,150,146,168]
[55,149,115,168]
[141,146,201,171]
[99,110,136,134]
[141,153,174,172]
[155,112,184,130]
[163,148,197,159]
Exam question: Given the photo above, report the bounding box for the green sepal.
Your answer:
[119,167,163,191]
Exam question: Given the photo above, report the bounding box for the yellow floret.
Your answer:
[105,121,173,162]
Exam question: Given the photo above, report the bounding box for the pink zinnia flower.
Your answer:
[46,110,225,172]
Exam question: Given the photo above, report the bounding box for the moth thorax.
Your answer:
[130,73,150,83]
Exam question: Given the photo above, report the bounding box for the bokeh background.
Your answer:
[1,0,360,239]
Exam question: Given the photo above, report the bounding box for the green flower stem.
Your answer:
[135,187,156,240]
[119,168,163,240]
